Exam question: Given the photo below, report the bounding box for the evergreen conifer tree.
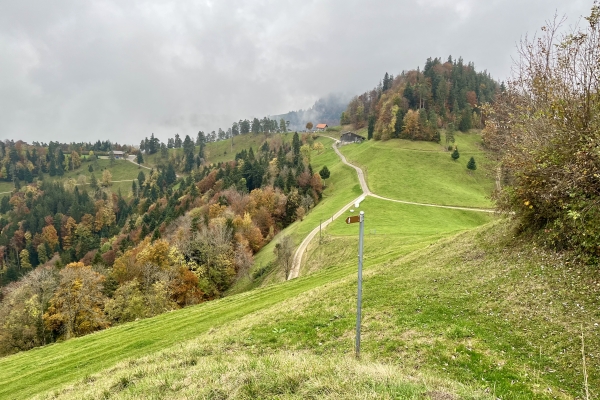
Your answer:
[286,170,296,191]
[459,106,472,132]
[319,165,330,180]
[451,148,460,161]
[368,115,375,140]
[90,173,98,189]
[137,171,145,186]
[467,156,476,171]
[92,251,103,265]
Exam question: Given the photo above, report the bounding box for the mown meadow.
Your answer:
[339,131,494,208]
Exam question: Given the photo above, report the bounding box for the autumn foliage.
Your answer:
[0,132,325,355]
[483,6,600,260]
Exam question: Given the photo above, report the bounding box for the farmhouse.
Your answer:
[112,150,125,159]
[315,123,328,132]
[340,131,365,144]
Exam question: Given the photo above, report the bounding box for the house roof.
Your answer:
[315,123,328,129]
[340,132,366,140]
[112,150,125,155]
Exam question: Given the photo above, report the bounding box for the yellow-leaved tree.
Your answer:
[43,262,108,340]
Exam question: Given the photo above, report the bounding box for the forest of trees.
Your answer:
[341,56,499,141]
[0,132,326,355]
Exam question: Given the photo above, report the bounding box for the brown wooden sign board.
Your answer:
[345,215,360,224]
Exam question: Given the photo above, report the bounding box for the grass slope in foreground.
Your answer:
[7,219,597,400]
[0,196,492,399]
[339,131,495,208]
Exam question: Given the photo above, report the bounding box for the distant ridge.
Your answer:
[273,93,350,131]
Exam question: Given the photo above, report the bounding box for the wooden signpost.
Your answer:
[345,215,360,224]
[346,211,364,359]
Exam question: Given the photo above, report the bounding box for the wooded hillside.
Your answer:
[342,57,499,141]
[0,132,326,355]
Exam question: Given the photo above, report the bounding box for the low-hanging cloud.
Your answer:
[0,0,591,144]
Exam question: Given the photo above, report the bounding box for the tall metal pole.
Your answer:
[355,211,365,359]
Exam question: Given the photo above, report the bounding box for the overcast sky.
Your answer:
[0,0,591,145]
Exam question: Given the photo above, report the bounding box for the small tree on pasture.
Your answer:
[274,235,294,279]
[467,156,476,172]
[101,170,112,187]
[451,148,460,161]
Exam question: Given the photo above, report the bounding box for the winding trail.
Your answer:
[287,136,495,280]
[127,155,153,171]
[127,154,184,178]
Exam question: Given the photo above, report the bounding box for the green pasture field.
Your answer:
[339,131,495,208]
[205,132,296,165]
[0,181,14,197]
[1,218,596,399]
[45,159,141,183]
[48,159,141,195]
[302,196,493,277]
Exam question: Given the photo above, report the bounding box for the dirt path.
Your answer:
[127,155,153,171]
[325,136,371,195]
[127,154,185,178]
[287,136,495,280]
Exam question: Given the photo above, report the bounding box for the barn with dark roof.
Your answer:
[340,132,365,143]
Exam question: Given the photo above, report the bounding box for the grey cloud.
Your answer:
[0,0,592,144]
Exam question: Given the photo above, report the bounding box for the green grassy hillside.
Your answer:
[339,131,494,208]
[49,159,142,196]
[303,196,492,272]
[1,220,597,399]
